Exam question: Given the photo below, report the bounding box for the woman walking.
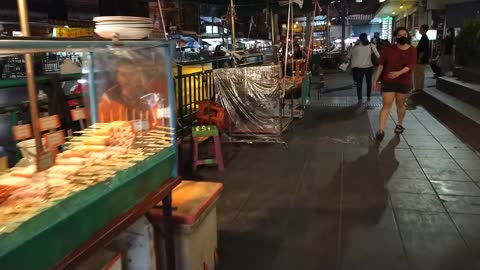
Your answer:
[373,27,417,141]
[347,33,380,104]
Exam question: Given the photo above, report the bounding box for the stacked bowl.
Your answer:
[93,16,153,40]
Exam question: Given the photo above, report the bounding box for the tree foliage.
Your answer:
[456,18,480,67]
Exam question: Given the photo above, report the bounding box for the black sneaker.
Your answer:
[375,130,385,141]
[410,89,423,96]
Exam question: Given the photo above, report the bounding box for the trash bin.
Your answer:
[148,180,223,270]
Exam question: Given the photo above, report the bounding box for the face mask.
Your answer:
[396,36,408,45]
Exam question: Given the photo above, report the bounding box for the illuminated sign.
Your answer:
[381,16,393,40]
[54,27,94,38]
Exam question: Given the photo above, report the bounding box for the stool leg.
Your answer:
[193,136,199,171]
[213,136,224,171]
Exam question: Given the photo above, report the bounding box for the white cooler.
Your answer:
[149,180,223,270]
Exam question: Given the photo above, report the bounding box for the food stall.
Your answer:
[0,39,179,270]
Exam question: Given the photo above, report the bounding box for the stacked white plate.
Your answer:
[93,16,154,40]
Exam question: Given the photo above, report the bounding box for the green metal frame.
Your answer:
[0,73,82,88]
[302,71,312,109]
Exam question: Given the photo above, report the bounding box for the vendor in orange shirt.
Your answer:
[98,59,169,127]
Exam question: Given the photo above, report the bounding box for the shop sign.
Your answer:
[132,120,150,133]
[43,130,65,149]
[70,108,87,121]
[37,151,56,172]
[12,124,33,141]
[39,115,61,131]
[55,27,94,38]
[313,25,327,31]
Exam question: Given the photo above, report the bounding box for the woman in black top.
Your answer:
[439,28,455,76]
[293,44,305,59]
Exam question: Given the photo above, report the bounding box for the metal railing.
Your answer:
[174,57,233,127]
[175,66,215,125]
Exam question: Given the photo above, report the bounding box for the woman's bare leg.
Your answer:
[395,92,408,127]
[379,92,395,132]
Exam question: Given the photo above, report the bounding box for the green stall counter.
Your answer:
[0,147,176,270]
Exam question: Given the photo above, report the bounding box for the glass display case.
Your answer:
[0,39,178,270]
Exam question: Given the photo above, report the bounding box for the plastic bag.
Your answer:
[339,61,349,72]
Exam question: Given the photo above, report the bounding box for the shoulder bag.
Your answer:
[370,44,379,66]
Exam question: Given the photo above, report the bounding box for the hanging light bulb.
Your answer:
[400,5,404,9]
[392,11,396,15]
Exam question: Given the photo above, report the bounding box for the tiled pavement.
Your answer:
[182,72,480,270]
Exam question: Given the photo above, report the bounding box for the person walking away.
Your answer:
[439,28,456,76]
[347,33,380,104]
[414,25,430,93]
[346,43,357,87]
[373,27,417,141]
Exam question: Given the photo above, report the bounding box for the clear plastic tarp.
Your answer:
[214,65,292,143]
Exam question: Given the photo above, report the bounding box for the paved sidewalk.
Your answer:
[184,71,480,270]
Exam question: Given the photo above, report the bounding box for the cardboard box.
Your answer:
[72,249,122,270]
[109,216,157,270]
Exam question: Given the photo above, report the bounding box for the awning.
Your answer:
[374,0,417,18]
[349,14,375,21]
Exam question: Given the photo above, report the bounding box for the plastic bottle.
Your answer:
[0,146,8,171]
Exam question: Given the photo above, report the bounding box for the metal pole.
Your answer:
[166,46,178,179]
[156,0,168,40]
[284,2,291,80]
[341,0,346,55]
[230,0,236,49]
[17,0,43,158]
[162,194,176,270]
[327,4,330,51]
[87,52,98,124]
[271,8,275,43]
